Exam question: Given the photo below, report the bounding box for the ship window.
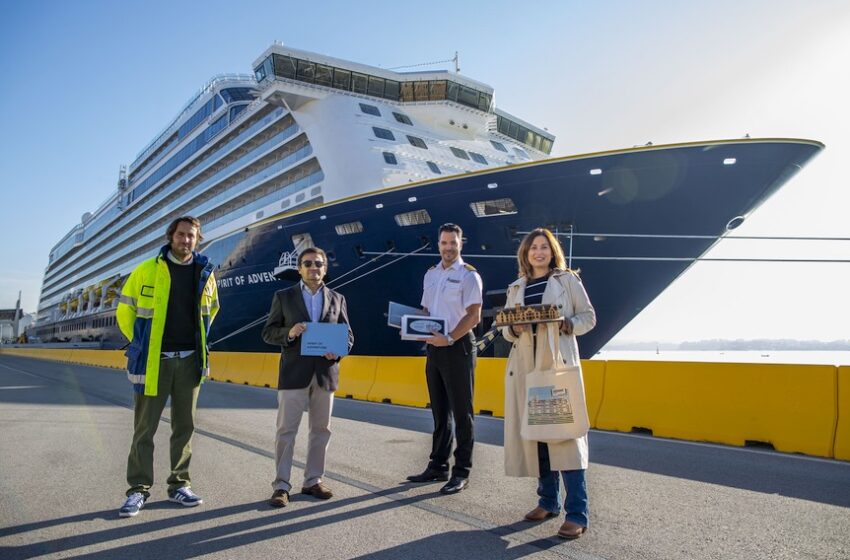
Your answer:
[383,152,398,165]
[220,88,255,102]
[229,104,247,122]
[513,147,529,159]
[373,127,395,141]
[281,199,290,209]
[273,54,297,78]
[254,63,267,82]
[458,86,480,108]
[407,135,427,149]
[400,82,414,102]
[352,72,368,94]
[296,60,316,82]
[426,161,441,174]
[446,81,459,102]
[315,64,333,87]
[360,103,381,116]
[368,76,385,97]
[469,152,487,164]
[490,140,508,152]
[470,198,518,218]
[450,147,469,160]
[255,211,264,219]
[384,80,400,100]
[311,186,321,196]
[393,112,412,125]
[430,81,446,100]
[478,92,492,112]
[414,81,430,101]
[335,221,364,235]
[334,68,351,90]
[296,193,305,203]
[394,209,432,227]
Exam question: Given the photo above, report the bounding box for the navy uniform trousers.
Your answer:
[425,332,475,479]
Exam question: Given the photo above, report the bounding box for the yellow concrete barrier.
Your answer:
[474,358,506,416]
[834,366,850,461]
[212,352,278,387]
[474,359,603,422]
[583,360,606,428]
[68,349,125,369]
[595,361,837,457]
[208,352,231,383]
[337,356,378,400]
[0,348,75,362]
[369,357,428,407]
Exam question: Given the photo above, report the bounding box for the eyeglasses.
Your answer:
[301,260,325,268]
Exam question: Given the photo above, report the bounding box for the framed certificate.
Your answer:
[401,315,448,340]
[300,322,350,357]
[387,301,425,329]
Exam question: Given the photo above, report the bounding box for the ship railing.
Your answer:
[131,73,257,169]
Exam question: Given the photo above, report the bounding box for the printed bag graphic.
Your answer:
[520,328,589,442]
[527,386,575,425]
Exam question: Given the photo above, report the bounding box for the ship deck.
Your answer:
[1,354,848,560]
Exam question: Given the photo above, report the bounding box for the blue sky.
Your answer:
[1,0,848,342]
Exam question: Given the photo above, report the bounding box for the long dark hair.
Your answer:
[516,227,568,278]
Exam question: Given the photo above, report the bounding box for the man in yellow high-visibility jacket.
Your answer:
[116,216,219,518]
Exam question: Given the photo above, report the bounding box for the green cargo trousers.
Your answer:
[126,354,201,497]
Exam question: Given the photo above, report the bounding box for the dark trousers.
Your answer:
[126,355,201,497]
[425,335,475,478]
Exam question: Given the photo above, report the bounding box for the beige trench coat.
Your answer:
[500,270,596,476]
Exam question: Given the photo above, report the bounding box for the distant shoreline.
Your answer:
[604,339,850,351]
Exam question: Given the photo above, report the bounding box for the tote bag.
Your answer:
[520,327,590,443]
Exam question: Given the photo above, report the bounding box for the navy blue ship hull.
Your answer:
[39,139,821,358]
[201,139,822,359]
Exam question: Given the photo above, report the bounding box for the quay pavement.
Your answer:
[1,354,849,560]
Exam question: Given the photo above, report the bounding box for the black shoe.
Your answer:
[439,476,468,495]
[406,467,449,483]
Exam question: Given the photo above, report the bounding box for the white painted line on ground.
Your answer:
[0,385,44,390]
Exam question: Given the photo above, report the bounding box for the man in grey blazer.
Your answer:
[262,247,353,508]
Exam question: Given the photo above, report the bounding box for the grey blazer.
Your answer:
[261,284,354,391]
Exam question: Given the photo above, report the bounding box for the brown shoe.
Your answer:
[301,482,333,500]
[523,506,558,522]
[269,489,289,508]
[557,520,587,539]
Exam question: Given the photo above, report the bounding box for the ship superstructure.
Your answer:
[36,45,554,342]
[33,45,822,359]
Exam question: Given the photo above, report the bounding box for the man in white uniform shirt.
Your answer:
[407,223,483,494]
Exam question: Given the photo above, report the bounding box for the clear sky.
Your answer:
[0,0,847,343]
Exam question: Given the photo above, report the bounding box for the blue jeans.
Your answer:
[537,442,589,527]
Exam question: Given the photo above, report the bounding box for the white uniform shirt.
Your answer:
[420,257,483,333]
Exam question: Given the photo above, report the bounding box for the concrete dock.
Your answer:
[1,354,848,560]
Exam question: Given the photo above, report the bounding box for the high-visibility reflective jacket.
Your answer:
[117,245,219,396]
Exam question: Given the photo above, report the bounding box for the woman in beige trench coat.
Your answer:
[500,228,596,539]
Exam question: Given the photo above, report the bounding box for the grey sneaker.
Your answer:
[119,492,146,518]
[168,487,203,507]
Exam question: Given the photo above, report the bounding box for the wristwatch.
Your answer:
[446,334,455,346]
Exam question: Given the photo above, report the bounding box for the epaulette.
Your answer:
[428,264,437,271]
[463,263,477,271]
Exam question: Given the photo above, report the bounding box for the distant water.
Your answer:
[592,350,850,366]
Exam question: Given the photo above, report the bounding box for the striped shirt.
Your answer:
[523,275,549,305]
[524,274,549,335]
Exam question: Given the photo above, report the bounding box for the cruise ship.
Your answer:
[33,44,824,358]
